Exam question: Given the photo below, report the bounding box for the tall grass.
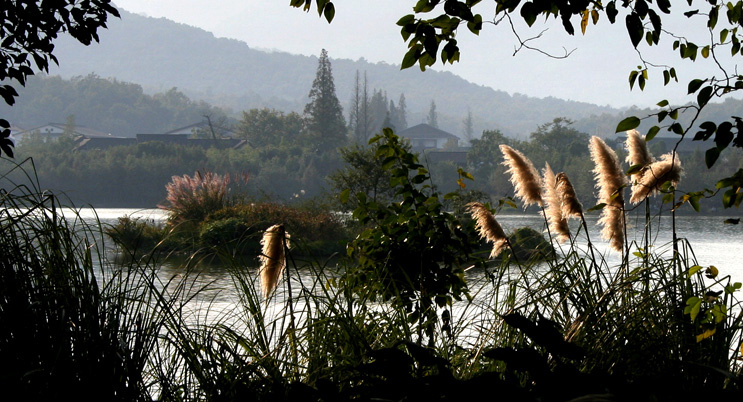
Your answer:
[4,128,743,401]
[0,158,170,400]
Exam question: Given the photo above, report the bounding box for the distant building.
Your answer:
[398,123,460,150]
[15,123,112,144]
[74,133,246,151]
[165,121,236,138]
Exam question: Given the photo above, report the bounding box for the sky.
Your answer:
[112,0,735,109]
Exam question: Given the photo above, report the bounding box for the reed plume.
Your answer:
[500,145,543,208]
[555,172,583,218]
[542,163,570,243]
[467,202,508,258]
[259,224,289,299]
[589,136,627,252]
[629,153,682,204]
[625,129,654,169]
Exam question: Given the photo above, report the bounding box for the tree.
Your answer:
[348,70,372,144]
[368,89,388,134]
[303,49,347,151]
[0,1,120,157]
[462,109,474,145]
[237,108,302,147]
[295,1,743,208]
[426,100,438,128]
[397,93,408,130]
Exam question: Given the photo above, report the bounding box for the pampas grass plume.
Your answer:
[625,129,654,169]
[543,163,570,243]
[467,202,508,258]
[629,153,682,204]
[259,224,289,299]
[500,145,543,208]
[589,136,627,252]
[555,172,583,218]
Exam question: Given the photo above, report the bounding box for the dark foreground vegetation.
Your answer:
[2,131,743,401]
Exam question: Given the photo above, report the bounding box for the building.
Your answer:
[398,123,460,150]
[14,123,112,144]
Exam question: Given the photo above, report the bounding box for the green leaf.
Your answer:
[339,188,350,204]
[706,147,721,168]
[626,13,644,48]
[629,70,639,89]
[701,45,710,58]
[688,79,705,94]
[587,203,606,212]
[397,14,416,26]
[685,297,702,321]
[688,265,704,277]
[720,29,729,43]
[323,2,335,23]
[697,85,714,107]
[616,116,641,132]
[688,194,701,212]
[646,125,660,141]
[657,99,669,107]
[401,46,420,70]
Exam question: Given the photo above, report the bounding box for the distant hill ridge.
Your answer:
[46,8,622,138]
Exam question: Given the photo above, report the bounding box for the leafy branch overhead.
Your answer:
[0,0,120,157]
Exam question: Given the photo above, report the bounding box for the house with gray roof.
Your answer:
[398,123,460,150]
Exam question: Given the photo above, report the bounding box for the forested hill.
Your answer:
[46,8,620,138]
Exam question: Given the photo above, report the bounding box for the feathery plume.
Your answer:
[555,172,583,218]
[589,136,627,252]
[500,145,543,208]
[625,129,654,169]
[259,224,289,299]
[542,163,570,243]
[467,202,508,259]
[629,153,682,204]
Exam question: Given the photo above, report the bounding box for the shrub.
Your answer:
[159,170,231,224]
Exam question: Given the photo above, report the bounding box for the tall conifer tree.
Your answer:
[304,49,346,151]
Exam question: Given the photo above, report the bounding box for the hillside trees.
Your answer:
[236,108,303,147]
[0,0,120,157]
[303,49,346,151]
[347,71,409,143]
[8,75,228,136]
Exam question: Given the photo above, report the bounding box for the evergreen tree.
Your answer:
[348,70,372,144]
[462,109,474,145]
[426,100,438,128]
[397,93,408,130]
[303,49,346,151]
[388,99,399,131]
[369,89,388,135]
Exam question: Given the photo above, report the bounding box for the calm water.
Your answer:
[78,207,743,280]
[62,207,743,322]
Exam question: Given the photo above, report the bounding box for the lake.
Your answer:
[82,207,743,278]
[66,207,743,334]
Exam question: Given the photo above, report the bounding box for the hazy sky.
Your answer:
[113,1,733,108]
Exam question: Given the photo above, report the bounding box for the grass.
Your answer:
[3,149,743,400]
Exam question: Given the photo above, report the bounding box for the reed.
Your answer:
[589,136,627,253]
[466,201,508,258]
[499,144,543,208]
[542,163,570,243]
[259,224,289,299]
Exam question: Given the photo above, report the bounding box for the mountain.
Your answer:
[45,9,621,138]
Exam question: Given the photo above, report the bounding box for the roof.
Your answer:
[398,123,459,140]
[18,123,112,138]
